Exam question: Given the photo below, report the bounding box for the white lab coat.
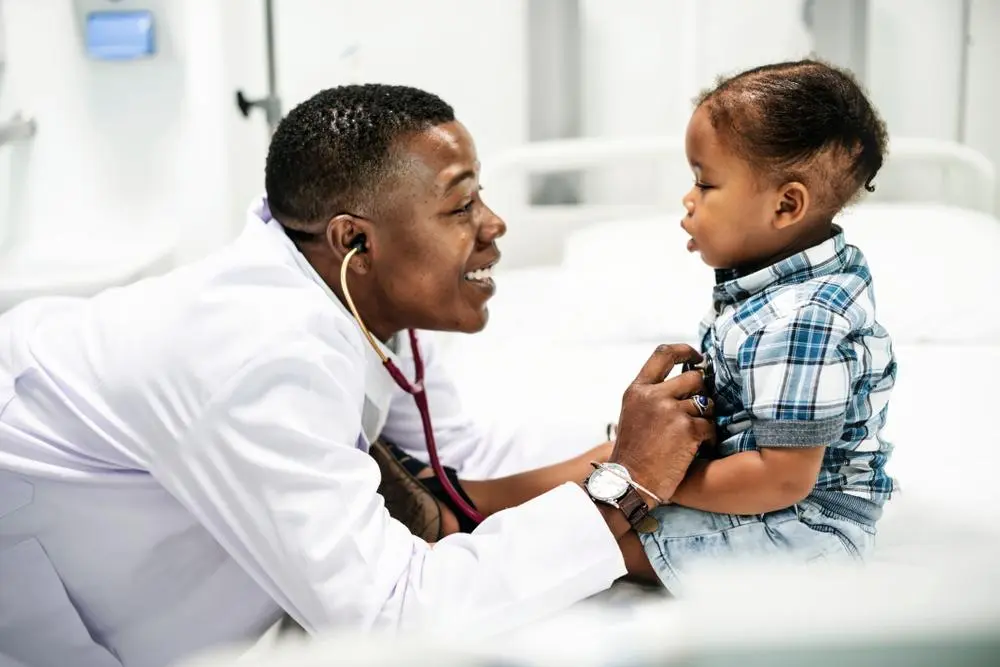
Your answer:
[0,199,626,667]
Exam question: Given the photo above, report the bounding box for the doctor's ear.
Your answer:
[326,215,374,272]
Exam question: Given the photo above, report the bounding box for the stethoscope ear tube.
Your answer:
[341,248,484,527]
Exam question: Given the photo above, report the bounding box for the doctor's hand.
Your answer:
[610,343,715,506]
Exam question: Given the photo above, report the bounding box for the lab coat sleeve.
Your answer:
[379,332,556,479]
[146,334,626,636]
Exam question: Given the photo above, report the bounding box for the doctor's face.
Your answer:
[368,120,506,335]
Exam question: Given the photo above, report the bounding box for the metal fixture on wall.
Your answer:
[0,2,36,149]
[235,0,281,133]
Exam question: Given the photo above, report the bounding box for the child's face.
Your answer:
[681,106,790,270]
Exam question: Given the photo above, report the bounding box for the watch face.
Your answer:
[587,467,630,502]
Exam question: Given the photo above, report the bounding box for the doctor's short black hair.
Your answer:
[697,59,889,218]
[264,84,455,230]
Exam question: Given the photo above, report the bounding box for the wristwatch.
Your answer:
[584,463,659,534]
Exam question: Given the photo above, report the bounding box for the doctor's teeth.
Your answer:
[465,267,493,281]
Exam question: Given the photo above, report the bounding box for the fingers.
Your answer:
[679,395,714,418]
[662,369,706,399]
[690,416,717,445]
[632,344,702,386]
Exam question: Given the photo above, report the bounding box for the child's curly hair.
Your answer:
[697,59,889,218]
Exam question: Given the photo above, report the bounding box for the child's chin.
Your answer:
[698,253,720,268]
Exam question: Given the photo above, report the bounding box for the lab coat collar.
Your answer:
[249,197,400,446]
[250,196,400,360]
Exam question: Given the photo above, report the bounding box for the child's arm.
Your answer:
[670,446,825,514]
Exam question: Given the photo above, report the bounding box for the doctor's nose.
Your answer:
[479,207,507,243]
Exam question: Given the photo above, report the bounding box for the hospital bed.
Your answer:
[178,138,1000,666]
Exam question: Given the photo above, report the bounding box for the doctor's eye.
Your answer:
[452,186,485,216]
[452,200,475,216]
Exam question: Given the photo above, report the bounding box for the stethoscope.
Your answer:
[340,236,485,527]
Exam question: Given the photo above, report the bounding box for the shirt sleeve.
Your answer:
[145,333,625,636]
[737,302,853,448]
[379,332,545,479]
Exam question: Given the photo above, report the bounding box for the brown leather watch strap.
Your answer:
[618,487,659,534]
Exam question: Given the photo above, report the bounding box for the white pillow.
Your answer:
[835,203,1000,343]
[558,214,714,344]
[556,204,1000,345]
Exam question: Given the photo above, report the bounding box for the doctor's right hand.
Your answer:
[609,343,715,506]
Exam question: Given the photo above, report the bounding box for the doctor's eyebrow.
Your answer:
[441,161,481,195]
[442,171,476,195]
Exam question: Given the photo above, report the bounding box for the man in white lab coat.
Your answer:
[0,85,713,667]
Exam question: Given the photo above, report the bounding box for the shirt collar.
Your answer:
[713,226,849,305]
[250,196,400,362]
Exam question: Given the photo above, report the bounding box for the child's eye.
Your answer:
[695,181,714,191]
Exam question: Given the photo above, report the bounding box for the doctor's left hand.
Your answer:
[611,343,715,506]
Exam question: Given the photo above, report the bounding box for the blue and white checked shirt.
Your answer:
[700,227,897,525]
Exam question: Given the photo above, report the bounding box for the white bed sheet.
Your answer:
[430,323,1000,663]
[184,326,1000,667]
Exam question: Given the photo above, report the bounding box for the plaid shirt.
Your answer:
[700,228,897,525]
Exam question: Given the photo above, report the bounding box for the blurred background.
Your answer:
[0,0,996,284]
[3,2,1000,664]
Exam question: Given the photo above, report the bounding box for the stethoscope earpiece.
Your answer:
[349,234,367,254]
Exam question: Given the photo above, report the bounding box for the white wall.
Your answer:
[271,0,528,166]
[220,0,534,260]
[867,0,965,142]
[218,0,531,261]
[864,0,966,207]
[578,0,813,208]
[0,0,531,279]
[0,0,245,274]
[218,0,269,251]
[862,0,1000,214]
[578,0,698,207]
[965,0,1000,215]
[0,0,182,245]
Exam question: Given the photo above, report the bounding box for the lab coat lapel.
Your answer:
[359,336,397,449]
[252,199,398,449]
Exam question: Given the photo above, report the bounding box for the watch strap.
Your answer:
[618,486,659,534]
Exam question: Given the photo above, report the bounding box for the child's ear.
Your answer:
[773,182,809,229]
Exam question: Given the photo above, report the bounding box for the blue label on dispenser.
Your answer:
[85,10,156,60]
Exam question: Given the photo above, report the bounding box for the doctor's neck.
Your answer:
[302,244,401,344]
